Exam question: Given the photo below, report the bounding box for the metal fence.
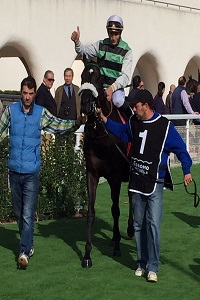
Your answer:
[164,114,200,165]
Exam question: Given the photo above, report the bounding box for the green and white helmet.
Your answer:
[106,15,123,32]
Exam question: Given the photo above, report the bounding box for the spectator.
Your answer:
[35,70,57,116]
[165,84,175,114]
[71,15,133,118]
[0,76,84,269]
[153,82,166,114]
[127,75,143,104]
[97,89,193,283]
[191,83,200,125]
[171,76,198,126]
[140,81,145,90]
[55,68,80,120]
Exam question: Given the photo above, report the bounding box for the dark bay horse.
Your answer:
[79,63,133,268]
[186,75,198,96]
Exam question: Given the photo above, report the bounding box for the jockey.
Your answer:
[71,15,133,118]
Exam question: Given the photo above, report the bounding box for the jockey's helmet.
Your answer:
[106,15,123,33]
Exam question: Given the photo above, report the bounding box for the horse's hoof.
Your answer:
[82,258,92,268]
[127,227,134,239]
[113,250,121,257]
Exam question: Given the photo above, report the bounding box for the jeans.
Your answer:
[132,181,164,273]
[9,170,40,256]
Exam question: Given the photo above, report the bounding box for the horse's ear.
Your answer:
[82,54,89,66]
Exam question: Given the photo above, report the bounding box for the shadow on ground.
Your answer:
[37,216,136,270]
[172,211,200,228]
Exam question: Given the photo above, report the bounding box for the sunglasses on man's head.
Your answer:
[46,78,55,82]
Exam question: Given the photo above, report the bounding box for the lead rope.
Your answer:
[184,179,200,208]
[161,179,199,208]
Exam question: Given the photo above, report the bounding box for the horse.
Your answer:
[186,75,198,96]
[79,62,134,268]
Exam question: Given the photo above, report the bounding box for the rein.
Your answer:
[105,99,113,118]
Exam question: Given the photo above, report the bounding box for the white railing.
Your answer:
[164,114,200,152]
[74,114,200,155]
[125,0,200,12]
[74,125,85,151]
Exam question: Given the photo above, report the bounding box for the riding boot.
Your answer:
[118,100,133,119]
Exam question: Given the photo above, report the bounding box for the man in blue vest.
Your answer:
[71,15,133,118]
[0,76,84,269]
[171,76,198,126]
[97,89,193,283]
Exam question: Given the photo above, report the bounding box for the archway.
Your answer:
[71,57,84,87]
[0,44,30,91]
[131,53,159,97]
[184,56,200,82]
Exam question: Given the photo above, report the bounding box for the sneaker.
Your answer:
[29,248,34,258]
[18,253,29,269]
[147,271,157,282]
[135,267,146,277]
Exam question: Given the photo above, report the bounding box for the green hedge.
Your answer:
[0,133,88,223]
[0,90,21,95]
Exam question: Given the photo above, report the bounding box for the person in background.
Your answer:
[171,76,199,126]
[55,68,80,120]
[35,70,57,116]
[71,15,133,118]
[0,76,84,269]
[140,80,145,90]
[153,81,166,114]
[127,75,144,105]
[97,89,192,283]
[165,84,175,114]
[191,83,200,124]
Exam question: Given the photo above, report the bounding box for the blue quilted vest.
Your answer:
[171,85,187,114]
[8,101,43,173]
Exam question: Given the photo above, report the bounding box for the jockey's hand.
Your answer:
[194,111,199,115]
[184,173,193,186]
[71,26,80,43]
[105,86,113,101]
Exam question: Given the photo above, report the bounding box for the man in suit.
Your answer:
[35,70,57,116]
[55,68,80,120]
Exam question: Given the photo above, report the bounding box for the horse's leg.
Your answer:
[127,190,134,238]
[82,171,98,268]
[109,178,121,257]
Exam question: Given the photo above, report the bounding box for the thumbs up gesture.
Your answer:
[71,26,80,43]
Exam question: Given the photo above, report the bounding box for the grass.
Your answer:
[0,164,200,300]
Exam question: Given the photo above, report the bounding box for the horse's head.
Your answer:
[79,83,99,115]
[79,63,104,116]
[186,75,198,95]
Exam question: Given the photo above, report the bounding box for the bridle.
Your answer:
[79,81,113,119]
